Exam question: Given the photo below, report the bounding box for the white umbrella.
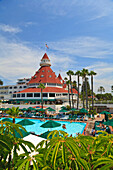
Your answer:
[18,134,45,155]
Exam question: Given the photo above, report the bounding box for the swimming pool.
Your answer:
[2,118,86,137]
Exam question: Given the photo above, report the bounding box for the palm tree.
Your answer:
[88,71,97,110]
[98,86,105,94]
[0,79,3,85]
[66,70,74,108]
[64,77,71,108]
[7,107,20,123]
[38,83,45,109]
[81,69,89,109]
[0,122,35,170]
[82,68,88,109]
[75,71,81,109]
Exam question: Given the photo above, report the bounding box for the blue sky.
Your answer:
[0,0,113,93]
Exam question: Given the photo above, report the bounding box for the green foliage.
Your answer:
[81,79,91,96]
[1,124,113,170]
[96,93,112,100]
[0,79,3,85]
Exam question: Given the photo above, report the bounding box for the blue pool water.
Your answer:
[2,118,86,137]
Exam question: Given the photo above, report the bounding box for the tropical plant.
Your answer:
[75,71,81,109]
[7,107,20,123]
[80,69,89,109]
[98,86,105,94]
[67,70,74,108]
[0,122,35,170]
[64,77,71,108]
[0,79,3,85]
[37,83,45,109]
[88,71,97,110]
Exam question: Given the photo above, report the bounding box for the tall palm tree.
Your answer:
[7,107,20,123]
[64,77,71,108]
[66,70,74,108]
[88,71,97,110]
[0,79,3,85]
[81,69,89,109]
[38,83,45,109]
[98,86,105,94]
[75,71,81,109]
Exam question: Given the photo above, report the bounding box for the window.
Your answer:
[42,70,44,72]
[49,93,55,97]
[63,93,68,96]
[48,70,50,72]
[21,93,25,97]
[41,75,44,77]
[19,86,22,88]
[27,93,33,97]
[9,91,12,93]
[34,93,40,97]
[17,94,20,97]
[13,94,16,98]
[23,86,27,88]
[14,86,17,89]
[9,87,12,89]
[43,93,48,97]
[49,75,52,78]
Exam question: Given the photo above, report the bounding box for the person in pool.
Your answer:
[62,124,66,129]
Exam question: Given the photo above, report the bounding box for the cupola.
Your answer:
[40,53,51,67]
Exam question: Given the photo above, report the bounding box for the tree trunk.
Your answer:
[41,89,43,109]
[85,77,88,110]
[91,75,94,110]
[83,78,85,108]
[77,75,79,109]
[70,75,74,108]
[13,118,15,124]
[8,152,11,170]
[68,85,71,108]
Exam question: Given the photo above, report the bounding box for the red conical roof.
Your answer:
[41,53,50,61]
[28,66,62,85]
[58,73,62,80]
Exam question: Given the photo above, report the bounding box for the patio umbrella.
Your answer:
[46,107,52,109]
[27,107,34,110]
[38,108,45,112]
[17,119,35,126]
[21,108,27,111]
[59,109,68,113]
[40,120,61,128]
[5,108,10,111]
[79,108,88,114]
[0,118,13,123]
[61,106,67,110]
[99,111,111,114]
[103,119,113,126]
[48,108,55,112]
[39,131,52,139]
[14,129,30,138]
[0,108,5,111]
[99,111,111,121]
[70,108,77,111]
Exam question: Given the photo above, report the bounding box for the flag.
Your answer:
[45,43,49,49]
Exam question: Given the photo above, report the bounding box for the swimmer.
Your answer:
[62,124,66,129]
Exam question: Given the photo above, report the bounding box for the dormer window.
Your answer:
[42,70,44,72]
[48,70,50,72]
[49,75,52,78]
[41,75,44,77]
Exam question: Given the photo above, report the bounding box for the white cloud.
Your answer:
[0,24,21,33]
[0,36,45,84]
[49,36,113,59]
[86,62,113,93]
